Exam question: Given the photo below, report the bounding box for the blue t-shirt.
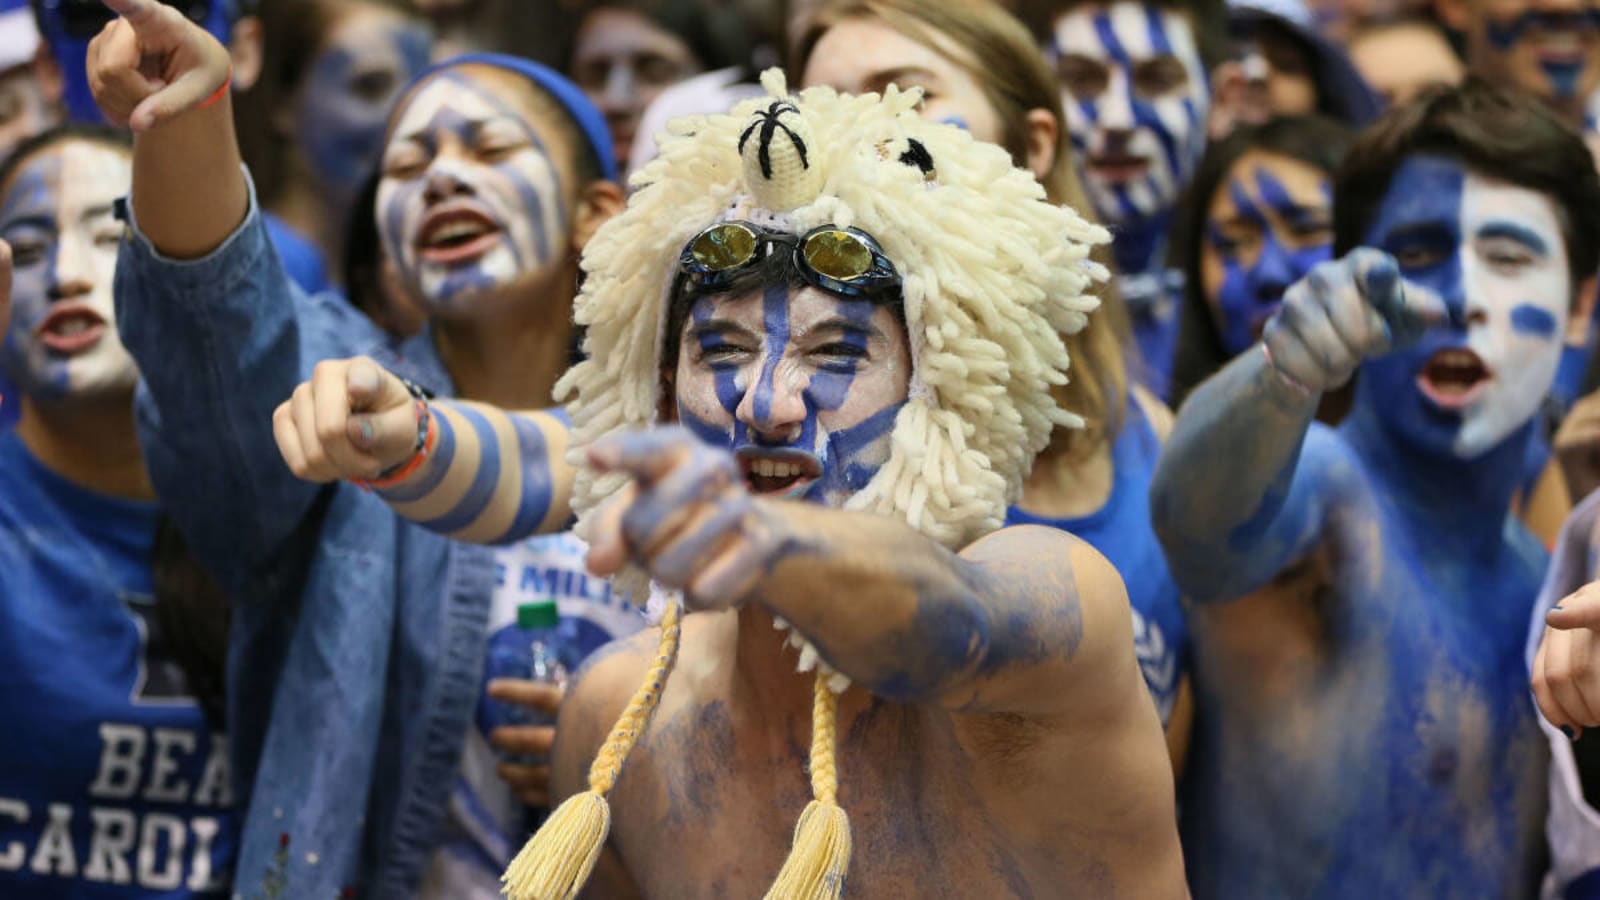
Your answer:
[1005,399,1188,724]
[0,432,237,897]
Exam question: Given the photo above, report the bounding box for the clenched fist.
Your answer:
[86,0,231,130]
[1262,248,1450,394]
[273,357,424,483]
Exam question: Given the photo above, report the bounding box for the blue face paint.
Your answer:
[675,284,907,507]
[297,19,431,193]
[1053,4,1210,232]
[1484,9,1600,99]
[1510,303,1559,338]
[937,115,970,131]
[376,70,572,313]
[0,144,133,402]
[1207,164,1334,355]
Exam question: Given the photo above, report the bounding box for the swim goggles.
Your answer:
[678,221,901,299]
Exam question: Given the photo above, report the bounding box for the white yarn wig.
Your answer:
[502,70,1109,900]
[558,69,1108,554]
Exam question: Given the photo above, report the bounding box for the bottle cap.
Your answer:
[517,600,560,630]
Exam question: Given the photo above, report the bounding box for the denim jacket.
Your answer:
[114,176,497,899]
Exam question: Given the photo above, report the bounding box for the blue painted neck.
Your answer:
[1340,387,1532,554]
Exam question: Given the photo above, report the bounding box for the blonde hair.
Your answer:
[502,70,1107,900]
[794,0,1131,461]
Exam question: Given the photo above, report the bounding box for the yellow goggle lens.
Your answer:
[689,223,758,270]
[803,229,873,281]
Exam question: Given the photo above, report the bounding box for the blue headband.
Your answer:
[406,53,617,183]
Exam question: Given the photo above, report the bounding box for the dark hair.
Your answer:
[233,0,417,210]
[1010,0,1230,72]
[1168,114,1353,405]
[1333,78,1600,287]
[569,0,771,76]
[0,123,130,193]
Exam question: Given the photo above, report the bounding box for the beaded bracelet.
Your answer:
[352,378,435,490]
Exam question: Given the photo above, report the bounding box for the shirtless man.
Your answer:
[1151,80,1600,898]
[271,76,1186,897]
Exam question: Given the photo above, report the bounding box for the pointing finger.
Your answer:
[589,427,700,486]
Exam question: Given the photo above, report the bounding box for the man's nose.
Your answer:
[735,357,809,446]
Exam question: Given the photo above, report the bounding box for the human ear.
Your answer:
[1023,107,1058,182]
[1567,274,1597,347]
[228,17,265,93]
[571,179,625,253]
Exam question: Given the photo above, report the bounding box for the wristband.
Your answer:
[1260,342,1315,400]
[195,67,233,111]
[352,378,436,490]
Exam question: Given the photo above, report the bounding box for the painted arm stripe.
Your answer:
[420,404,503,534]
[378,405,459,505]
[492,414,556,544]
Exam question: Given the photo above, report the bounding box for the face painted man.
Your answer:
[1151,81,1600,897]
[1037,0,1225,399]
[269,74,1189,900]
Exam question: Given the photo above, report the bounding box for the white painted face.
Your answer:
[377,67,570,320]
[1362,155,1575,460]
[0,140,136,403]
[1050,2,1209,225]
[1453,174,1572,456]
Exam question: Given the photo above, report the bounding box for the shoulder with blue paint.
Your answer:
[1163,79,1600,899]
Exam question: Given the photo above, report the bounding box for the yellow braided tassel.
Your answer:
[764,671,851,900]
[502,600,683,900]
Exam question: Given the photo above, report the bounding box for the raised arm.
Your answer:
[583,429,1139,719]
[1150,250,1443,602]
[92,0,373,592]
[272,357,576,544]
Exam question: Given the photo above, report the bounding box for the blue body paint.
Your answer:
[297,22,431,191]
[1163,153,1562,898]
[1210,166,1333,355]
[378,406,458,503]
[497,414,558,541]
[418,404,505,534]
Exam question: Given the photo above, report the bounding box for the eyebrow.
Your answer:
[687,319,754,342]
[866,67,942,93]
[1476,220,1550,256]
[805,315,885,343]
[0,213,53,233]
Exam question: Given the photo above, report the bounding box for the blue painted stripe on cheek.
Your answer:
[419,405,504,533]
[676,401,735,450]
[751,283,791,424]
[1510,303,1559,339]
[378,407,458,503]
[692,297,744,415]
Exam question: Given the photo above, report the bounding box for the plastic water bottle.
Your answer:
[479,599,571,765]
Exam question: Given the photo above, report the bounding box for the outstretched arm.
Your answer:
[1150,250,1445,602]
[584,429,1138,719]
[273,357,576,544]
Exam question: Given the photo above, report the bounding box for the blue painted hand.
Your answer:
[1261,248,1450,395]
[587,427,783,610]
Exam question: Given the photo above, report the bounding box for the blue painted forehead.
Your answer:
[402,53,617,182]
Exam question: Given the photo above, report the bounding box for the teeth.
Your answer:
[58,320,88,335]
[429,220,488,244]
[756,459,775,477]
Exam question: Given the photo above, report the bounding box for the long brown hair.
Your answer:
[793,0,1130,457]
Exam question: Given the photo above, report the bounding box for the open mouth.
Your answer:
[35,307,107,354]
[416,207,502,266]
[1416,347,1493,410]
[1087,152,1148,183]
[735,447,822,497]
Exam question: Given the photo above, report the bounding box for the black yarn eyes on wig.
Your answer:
[899,139,934,175]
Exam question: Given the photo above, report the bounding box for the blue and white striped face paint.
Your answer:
[0,141,135,403]
[672,283,910,509]
[1201,151,1333,355]
[1050,3,1209,225]
[1359,155,1573,459]
[377,69,570,318]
